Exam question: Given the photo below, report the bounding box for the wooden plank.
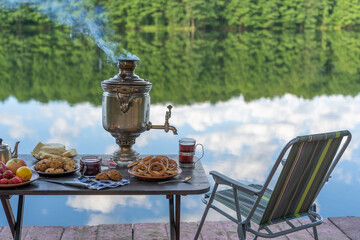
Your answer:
[24,226,63,240]
[0,226,31,240]
[220,221,257,239]
[274,220,313,240]
[62,225,98,240]
[251,222,289,240]
[329,217,360,240]
[133,222,168,240]
[197,221,229,239]
[96,224,132,240]
[0,218,357,240]
[165,221,199,240]
[297,218,350,240]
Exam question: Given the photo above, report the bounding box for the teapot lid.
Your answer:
[0,138,8,149]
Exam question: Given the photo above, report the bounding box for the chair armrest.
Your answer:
[210,171,261,196]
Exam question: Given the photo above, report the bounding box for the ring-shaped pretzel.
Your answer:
[166,170,179,175]
[130,155,179,177]
[141,156,154,165]
[167,159,178,171]
[161,158,169,170]
[127,159,143,168]
[134,164,148,175]
[150,158,162,165]
[156,156,169,170]
[148,162,166,176]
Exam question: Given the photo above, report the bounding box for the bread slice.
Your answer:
[62,148,77,157]
[31,142,46,156]
[31,142,77,159]
[38,151,59,159]
[39,143,66,155]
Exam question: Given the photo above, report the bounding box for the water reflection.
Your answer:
[0,93,359,226]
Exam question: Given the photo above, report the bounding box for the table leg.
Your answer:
[15,195,25,240]
[175,195,181,240]
[1,195,15,235]
[168,195,176,240]
[167,195,182,240]
[0,195,25,240]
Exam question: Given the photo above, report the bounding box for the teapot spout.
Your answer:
[11,141,20,158]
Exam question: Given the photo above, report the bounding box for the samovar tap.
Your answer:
[147,105,178,135]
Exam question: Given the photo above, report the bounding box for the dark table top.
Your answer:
[0,154,210,196]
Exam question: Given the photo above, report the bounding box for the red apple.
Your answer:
[5,158,27,174]
[0,161,7,174]
[0,178,8,184]
[3,170,14,179]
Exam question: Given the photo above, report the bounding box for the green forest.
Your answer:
[1,0,360,106]
[1,0,360,30]
[1,28,360,106]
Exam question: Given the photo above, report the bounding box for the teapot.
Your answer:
[0,138,20,163]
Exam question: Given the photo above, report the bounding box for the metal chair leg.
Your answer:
[193,183,219,240]
[313,226,319,240]
[237,224,246,240]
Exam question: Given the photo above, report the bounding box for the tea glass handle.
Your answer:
[194,143,204,164]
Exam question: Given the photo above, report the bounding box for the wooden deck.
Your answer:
[0,217,359,240]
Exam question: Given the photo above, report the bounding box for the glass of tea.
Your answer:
[179,138,204,167]
[80,156,102,176]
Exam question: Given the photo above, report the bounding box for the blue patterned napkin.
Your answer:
[78,177,130,190]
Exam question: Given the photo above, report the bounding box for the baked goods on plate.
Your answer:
[31,156,79,176]
[127,155,181,181]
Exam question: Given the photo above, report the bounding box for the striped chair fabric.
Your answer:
[208,184,272,225]
[208,130,349,227]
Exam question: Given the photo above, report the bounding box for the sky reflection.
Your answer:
[0,93,359,226]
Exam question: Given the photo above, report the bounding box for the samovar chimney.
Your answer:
[101,58,177,164]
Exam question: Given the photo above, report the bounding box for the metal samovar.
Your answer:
[101,58,178,164]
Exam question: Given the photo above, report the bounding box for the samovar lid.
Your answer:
[101,59,152,92]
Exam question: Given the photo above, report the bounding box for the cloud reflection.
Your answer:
[1,93,360,221]
[87,214,119,225]
[66,195,152,213]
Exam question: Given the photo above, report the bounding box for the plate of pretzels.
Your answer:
[127,155,182,181]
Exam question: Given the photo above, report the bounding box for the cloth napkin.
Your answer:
[78,177,130,190]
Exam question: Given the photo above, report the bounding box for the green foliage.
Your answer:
[1,28,360,106]
[2,0,360,30]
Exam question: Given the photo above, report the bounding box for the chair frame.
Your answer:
[194,130,351,240]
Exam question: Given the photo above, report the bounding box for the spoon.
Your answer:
[158,176,192,184]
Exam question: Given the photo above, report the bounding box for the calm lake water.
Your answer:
[1,28,360,227]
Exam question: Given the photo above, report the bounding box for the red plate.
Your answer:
[128,167,182,181]
[0,172,39,188]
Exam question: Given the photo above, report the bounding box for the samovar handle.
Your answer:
[115,87,135,113]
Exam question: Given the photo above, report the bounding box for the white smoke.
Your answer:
[1,0,139,62]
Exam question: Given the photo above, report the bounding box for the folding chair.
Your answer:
[194,130,352,239]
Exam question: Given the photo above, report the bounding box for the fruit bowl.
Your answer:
[0,172,39,188]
